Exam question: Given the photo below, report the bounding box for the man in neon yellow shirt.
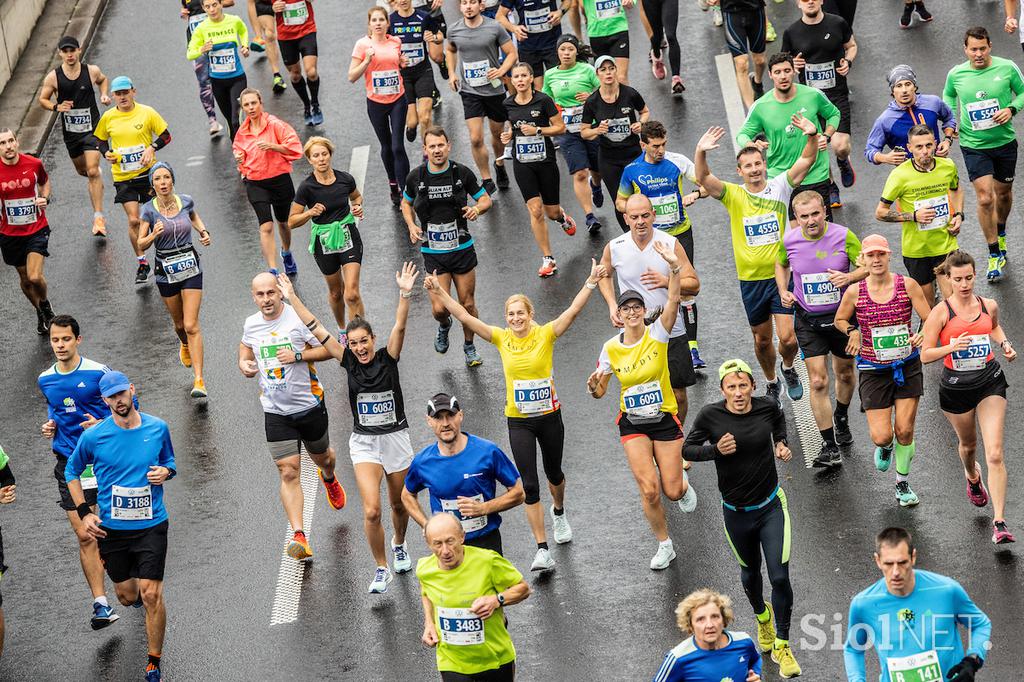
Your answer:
[418,513,530,681]
[875,124,963,307]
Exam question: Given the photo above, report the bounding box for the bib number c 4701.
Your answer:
[357,390,397,427]
[650,193,680,228]
[886,650,943,682]
[282,1,309,25]
[158,250,200,283]
[3,197,37,226]
[426,221,459,251]
[463,60,490,87]
[800,272,840,307]
[111,484,153,521]
[515,134,547,162]
[64,108,93,134]
[209,47,238,75]
[441,495,487,533]
[623,381,663,418]
[371,69,401,96]
[437,607,485,646]
[871,324,911,362]
[118,144,146,173]
[805,61,837,90]
[561,105,583,133]
[595,0,622,19]
[742,213,781,247]
[966,98,1000,131]
[513,378,554,414]
[951,334,991,371]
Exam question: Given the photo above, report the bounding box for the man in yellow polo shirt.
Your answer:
[93,76,172,285]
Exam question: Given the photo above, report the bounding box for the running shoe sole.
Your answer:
[90,613,120,631]
[287,540,312,560]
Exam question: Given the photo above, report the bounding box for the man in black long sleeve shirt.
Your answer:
[683,359,802,679]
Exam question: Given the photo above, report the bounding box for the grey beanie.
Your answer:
[888,64,917,90]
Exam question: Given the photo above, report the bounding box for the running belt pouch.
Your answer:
[309,213,355,253]
[799,307,836,330]
[154,245,199,278]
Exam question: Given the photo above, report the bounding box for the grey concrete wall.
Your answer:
[0,0,47,93]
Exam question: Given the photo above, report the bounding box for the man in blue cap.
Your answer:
[65,370,177,682]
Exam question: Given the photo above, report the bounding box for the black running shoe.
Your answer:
[914,1,932,21]
[494,162,510,190]
[135,261,151,285]
[36,307,47,335]
[813,442,842,468]
[899,3,914,27]
[834,413,854,446]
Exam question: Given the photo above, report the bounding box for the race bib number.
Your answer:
[604,116,631,142]
[401,41,425,67]
[742,213,781,247]
[513,378,554,414]
[81,463,98,491]
[805,61,836,90]
[158,250,199,283]
[426,221,459,251]
[800,272,840,307]
[913,194,950,230]
[372,69,401,96]
[515,134,547,162]
[887,650,943,682]
[437,607,485,646]
[561,105,583,133]
[117,144,146,172]
[209,47,238,74]
[258,341,293,373]
[3,197,37,226]
[595,0,622,19]
[463,59,490,87]
[110,484,152,521]
[64,107,93,134]
[623,381,663,418]
[524,8,551,33]
[951,334,991,371]
[188,12,207,33]
[650,193,680,228]
[357,390,398,427]
[966,98,1000,131]
[871,324,911,362]
[441,495,487,533]
[319,221,353,254]
[282,1,309,25]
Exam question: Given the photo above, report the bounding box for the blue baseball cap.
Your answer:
[110,76,134,92]
[99,371,132,398]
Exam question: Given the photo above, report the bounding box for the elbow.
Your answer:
[512,487,526,506]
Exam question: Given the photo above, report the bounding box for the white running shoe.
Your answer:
[209,119,223,136]
[650,542,676,570]
[530,548,555,571]
[368,566,393,594]
[711,6,723,26]
[551,506,573,544]
[392,542,412,574]
[677,472,697,513]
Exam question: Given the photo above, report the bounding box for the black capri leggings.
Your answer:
[598,150,638,232]
[507,410,565,505]
[366,97,410,185]
[211,73,247,140]
[642,0,681,78]
[722,489,793,640]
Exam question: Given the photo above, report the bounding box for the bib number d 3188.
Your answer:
[111,484,153,521]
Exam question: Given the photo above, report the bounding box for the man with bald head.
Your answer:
[598,193,701,421]
[417,512,531,681]
[239,272,347,562]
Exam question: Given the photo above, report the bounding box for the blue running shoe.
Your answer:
[690,347,706,370]
[874,444,893,472]
[780,363,803,400]
[303,109,314,126]
[310,107,324,126]
[434,321,451,354]
[590,180,604,208]
[464,343,483,367]
[837,157,856,188]
[90,602,120,630]
[585,213,602,234]
[145,663,162,682]
[281,250,298,276]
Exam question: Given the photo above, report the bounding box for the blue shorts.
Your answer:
[556,132,599,175]
[739,278,790,326]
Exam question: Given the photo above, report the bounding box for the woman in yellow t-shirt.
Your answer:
[424,260,606,572]
[586,239,697,571]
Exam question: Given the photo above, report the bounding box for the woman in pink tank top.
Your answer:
[834,235,932,507]
[921,250,1016,545]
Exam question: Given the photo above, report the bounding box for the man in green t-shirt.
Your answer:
[875,124,964,307]
[942,26,1024,281]
[737,52,841,220]
[417,513,530,680]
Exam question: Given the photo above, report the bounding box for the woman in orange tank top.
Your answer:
[922,250,1016,545]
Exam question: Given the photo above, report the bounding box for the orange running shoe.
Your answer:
[92,215,107,237]
[190,378,207,398]
[179,342,192,368]
[320,469,347,510]
[287,531,312,560]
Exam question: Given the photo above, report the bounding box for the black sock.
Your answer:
[988,241,1001,257]
[308,77,320,107]
[148,654,161,668]
[821,427,837,447]
[273,71,281,78]
[552,506,564,516]
[293,77,311,109]
[998,222,1007,238]
[834,401,849,418]
[537,542,549,550]
[438,61,449,80]
[322,473,335,483]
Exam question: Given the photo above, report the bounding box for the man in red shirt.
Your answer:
[0,128,54,333]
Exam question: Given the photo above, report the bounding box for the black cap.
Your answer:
[616,289,645,308]
[58,36,80,50]
[426,392,461,417]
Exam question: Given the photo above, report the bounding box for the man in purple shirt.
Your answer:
[865,64,956,165]
[775,190,866,467]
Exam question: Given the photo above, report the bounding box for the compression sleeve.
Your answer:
[152,129,171,151]
[843,598,869,682]
[771,401,788,444]
[953,582,992,660]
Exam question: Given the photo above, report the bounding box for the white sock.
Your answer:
[781,362,793,371]
[94,596,109,607]
[659,538,673,549]
[896,473,908,484]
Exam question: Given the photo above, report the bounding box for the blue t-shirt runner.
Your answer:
[617,151,699,236]
[404,433,520,540]
[39,357,111,459]
[653,631,762,682]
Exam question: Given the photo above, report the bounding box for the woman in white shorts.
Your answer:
[340,261,420,594]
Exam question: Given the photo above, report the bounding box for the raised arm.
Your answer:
[597,242,621,327]
[423,272,494,342]
[694,127,726,199]
[387,262,419,360]
[654,240,682,334]
[275,274,346,361]
[785,114,821,186]
[551,259,606,337]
